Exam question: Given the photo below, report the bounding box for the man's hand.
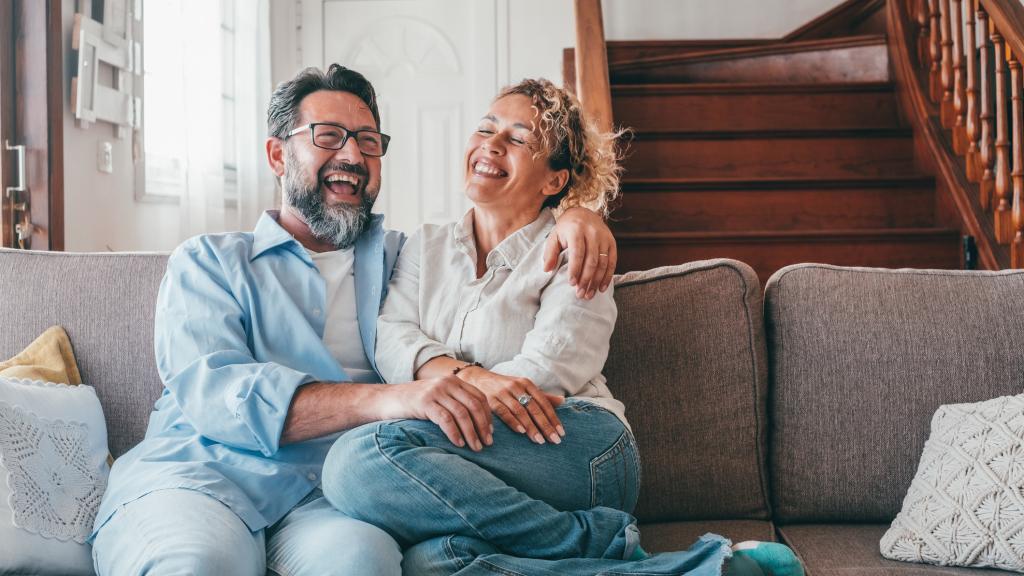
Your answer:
[545,206,617,300]
[458,367,565,445]
[380,376,493,452]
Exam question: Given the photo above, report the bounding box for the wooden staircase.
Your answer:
[568,1,965,284]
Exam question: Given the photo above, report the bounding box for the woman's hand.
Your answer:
[545,206,617,300]
[459,367,566,444]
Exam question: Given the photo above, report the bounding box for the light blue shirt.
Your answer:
[91,211,405,537]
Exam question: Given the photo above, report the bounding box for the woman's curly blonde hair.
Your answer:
[496,78,625,218]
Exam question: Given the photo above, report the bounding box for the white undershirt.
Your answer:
[308,248,378,383]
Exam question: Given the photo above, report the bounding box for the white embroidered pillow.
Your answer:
[880,394,1024,571]
[0,377,110,575]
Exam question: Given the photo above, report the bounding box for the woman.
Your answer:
[322,78,802,576]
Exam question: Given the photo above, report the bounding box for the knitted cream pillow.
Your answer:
[880,394,1024,571]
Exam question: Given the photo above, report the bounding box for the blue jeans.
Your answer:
[91,488,402,575]
[322,399,732,575]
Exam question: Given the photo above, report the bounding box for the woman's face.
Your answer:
[464,94,568,215]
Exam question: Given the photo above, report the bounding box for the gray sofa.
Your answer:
[1,247,1023,575]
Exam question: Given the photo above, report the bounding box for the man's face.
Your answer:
[279,90,383,249]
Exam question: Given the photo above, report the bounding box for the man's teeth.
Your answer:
[324,173,359,185]
[473,161,506,177]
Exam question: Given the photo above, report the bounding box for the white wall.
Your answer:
[66,0,847,250]
[62,0,181,252]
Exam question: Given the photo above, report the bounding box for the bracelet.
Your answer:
[452,361,482,376]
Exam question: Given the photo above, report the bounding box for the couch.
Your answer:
[2,248,1023,575]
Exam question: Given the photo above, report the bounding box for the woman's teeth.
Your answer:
[473,161,506,177]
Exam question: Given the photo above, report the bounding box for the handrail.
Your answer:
[888,0,1024,268]
[572,0,613,132]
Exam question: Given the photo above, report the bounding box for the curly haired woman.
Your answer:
[322,78,802,576]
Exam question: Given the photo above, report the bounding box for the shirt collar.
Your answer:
[250,209,385,261]
[453,208,555,270]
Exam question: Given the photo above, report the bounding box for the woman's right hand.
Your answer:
[458,367,565,444]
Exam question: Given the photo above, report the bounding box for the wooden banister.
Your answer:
[573,0,613,133]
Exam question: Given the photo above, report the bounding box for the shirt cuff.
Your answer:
[489,358,560,392]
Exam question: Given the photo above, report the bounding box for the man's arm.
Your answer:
[157,242,491,454]
[546,206,617,299]
[281,377,493,451]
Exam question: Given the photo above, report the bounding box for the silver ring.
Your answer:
[517,394,532,407]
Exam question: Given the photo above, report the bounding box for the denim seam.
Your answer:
[373,423,490,542]
[472,558,532,576]
[443,535,469,571]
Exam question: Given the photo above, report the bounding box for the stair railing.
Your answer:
[898,0,1024,267]
[572,0,614,133]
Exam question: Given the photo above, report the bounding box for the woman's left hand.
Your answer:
[545,206,617,300]
[459,367,566,445]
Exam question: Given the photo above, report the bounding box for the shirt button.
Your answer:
[307,472,317,482]
[312,308,322,317]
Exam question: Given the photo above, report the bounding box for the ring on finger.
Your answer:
[517,394,532,407]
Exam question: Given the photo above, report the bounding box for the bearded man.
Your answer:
[89,64,616,575]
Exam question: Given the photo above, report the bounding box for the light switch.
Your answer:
[98,141,113,174]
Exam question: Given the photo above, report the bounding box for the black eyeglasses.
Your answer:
[285,122,391,157]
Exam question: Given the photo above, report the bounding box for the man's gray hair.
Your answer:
[267,64,381,138]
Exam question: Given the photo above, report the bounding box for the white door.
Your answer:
[302,0,508,233]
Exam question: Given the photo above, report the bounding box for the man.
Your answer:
[90,64,617,575]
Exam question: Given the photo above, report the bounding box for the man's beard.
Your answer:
[282,150,378,250]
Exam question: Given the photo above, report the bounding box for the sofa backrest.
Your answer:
[765,264,1024,524]
[0,248,168,457]
[606,259,771,523]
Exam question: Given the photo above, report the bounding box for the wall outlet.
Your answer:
[98,141,113,174]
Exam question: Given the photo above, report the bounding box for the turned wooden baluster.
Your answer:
[941,0,956,125]
[952,0,968,152]
[917,0,931,64]
[994,35,1014,243]
[978,5,995,208]
[930,0,943,102]
[1011,53,1024,263]
[964,0,980,179]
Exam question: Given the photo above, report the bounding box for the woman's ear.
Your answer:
[542,169,570,197]
[266,137,286,177]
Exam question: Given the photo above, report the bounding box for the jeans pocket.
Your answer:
[590,431,641,513]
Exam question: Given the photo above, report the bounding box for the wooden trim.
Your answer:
[784,0,886,40]
[46,0,62,251]
[572,0,612,132]
[609,34,887,74]
[886,0,1005,269]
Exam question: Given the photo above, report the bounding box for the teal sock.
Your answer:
[627,544,648,561]
[726,554,765,576]
[731,542,804,576]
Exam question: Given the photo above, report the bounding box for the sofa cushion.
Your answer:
[765,265,1024,524]
[607,259,770,523]
[778,524,1019,575]
[641,520,776,553]
[0,249,168,458]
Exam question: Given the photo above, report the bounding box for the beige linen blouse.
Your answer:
[375,207,628,427]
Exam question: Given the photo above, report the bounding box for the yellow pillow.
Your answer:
[0,326,82,384]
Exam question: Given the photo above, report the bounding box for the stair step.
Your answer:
[610,35,889,85]
[624,129,918,180]
[612,177,935,232]
[613,82,902,132]
[615,228,962,285]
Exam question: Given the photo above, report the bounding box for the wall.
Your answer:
[67,0,848,250]
[61,0,183,252]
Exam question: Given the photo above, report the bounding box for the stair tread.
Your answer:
[620,176,933,190]
[617,228,959,241]
[612,81,895,95]
[632,128,913,140]
[610,34,887,72]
